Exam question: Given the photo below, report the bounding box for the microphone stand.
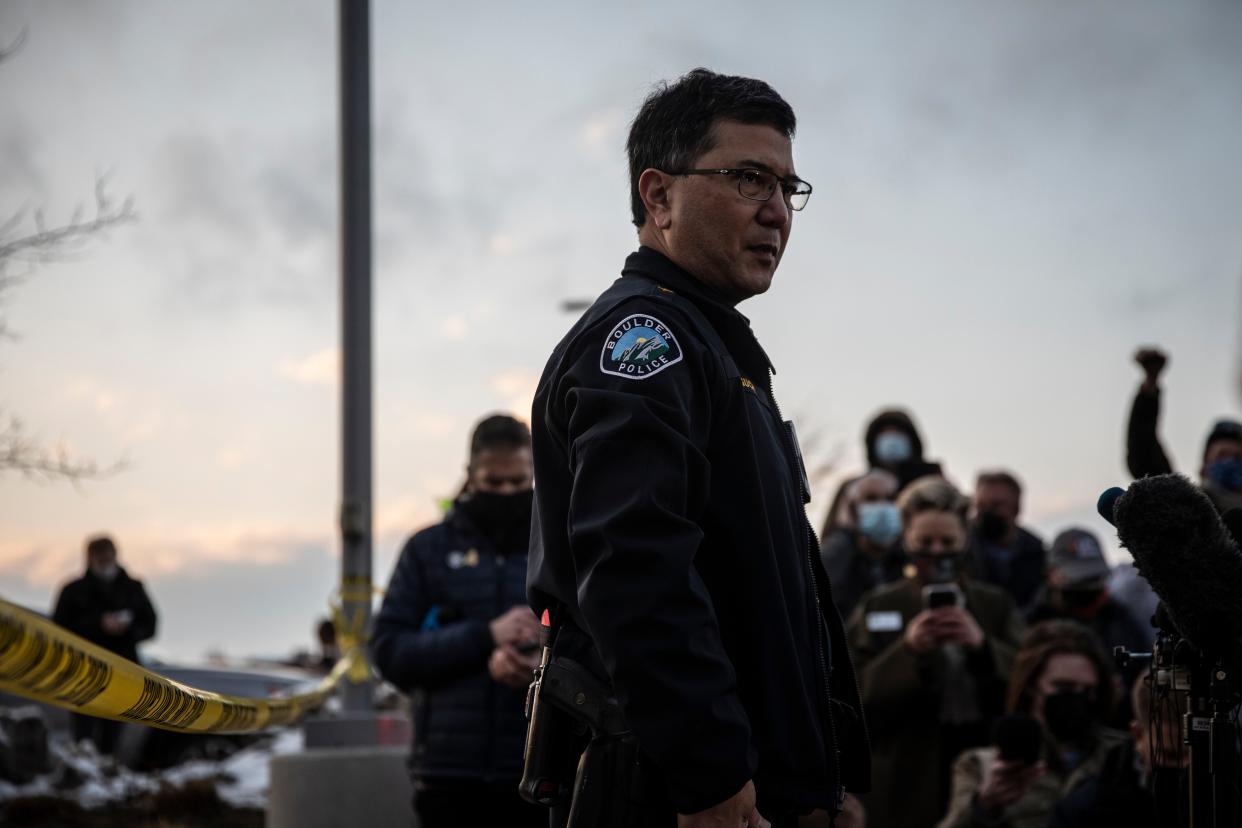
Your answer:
[1127,620,1240,828]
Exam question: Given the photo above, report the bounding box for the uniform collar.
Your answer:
[622,247,776,377]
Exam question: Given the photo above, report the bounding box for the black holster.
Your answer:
[520,649,639,827]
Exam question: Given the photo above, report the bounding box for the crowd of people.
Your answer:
[365,342,1240,828]
[816,347,1240,827]
[41,64,1242,828]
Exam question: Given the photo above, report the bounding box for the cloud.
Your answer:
[64,377,124,414]
[438,314,470,341]
[488,370,539,418]
[217,446,245,468]
[275,347,339,387]
[488,234,516,256]
[0,521,332,592]
[578,107,625,160]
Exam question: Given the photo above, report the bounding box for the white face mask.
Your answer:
[91,563,119,582]
[857,501,902,547]
[873,432,913,465]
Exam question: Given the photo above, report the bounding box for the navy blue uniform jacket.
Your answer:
[528,247,870,817]
[371,507,531,784]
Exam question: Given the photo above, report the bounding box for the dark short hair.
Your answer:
[1204,419,1242,462]
[626,68,797,228]
[1006,620,1116,723]
[976,470,1023,500]
[469,414,531,460]
[85,535,117,558]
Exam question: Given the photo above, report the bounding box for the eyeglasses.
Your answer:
[670,167,812,210]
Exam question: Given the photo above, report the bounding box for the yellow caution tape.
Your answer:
[0,597,366,734]
[329,582,383,685]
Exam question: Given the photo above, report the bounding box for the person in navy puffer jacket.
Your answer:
[371,414,545,827]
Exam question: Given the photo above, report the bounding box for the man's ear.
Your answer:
[637,168,674,230]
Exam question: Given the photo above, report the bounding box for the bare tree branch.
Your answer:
[0,179,136,481]
[0,26,133,485]
[0,27,29,64]
[0,413,127,484]
[0,177,137,267]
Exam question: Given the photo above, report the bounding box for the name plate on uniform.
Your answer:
[865,611,903,633]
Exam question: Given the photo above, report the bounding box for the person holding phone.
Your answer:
[52,534,158,756]
[847,476,1025,828]
[370,414,545,828]
[937,620,1125,828]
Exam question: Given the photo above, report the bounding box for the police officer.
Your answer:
[371,414,545,827]
[528,68,870,828]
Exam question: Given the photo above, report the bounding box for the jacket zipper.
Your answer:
[484,549,505,783]
[766,369,843,807]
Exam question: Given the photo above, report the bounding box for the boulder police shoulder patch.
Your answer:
[599,313,684,380]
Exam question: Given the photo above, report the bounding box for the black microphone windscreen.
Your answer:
[1097,487,1126,527]
[1113,474,1242,671]
[1223,509,1242,549]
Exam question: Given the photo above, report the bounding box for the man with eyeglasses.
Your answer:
[527,69,869,828]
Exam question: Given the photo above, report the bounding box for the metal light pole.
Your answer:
[268,6,414,823]
[338,0,373,714]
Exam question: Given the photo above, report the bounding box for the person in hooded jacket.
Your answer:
[370,414,546,828]
[823,409,944,535]
[52,534,158,755]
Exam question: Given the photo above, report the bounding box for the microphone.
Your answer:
[1097,487,1125,527]
[1106,474,1242,673]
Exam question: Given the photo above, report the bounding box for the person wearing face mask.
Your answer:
[847,476,1024,828]
[1115,347,1242,637]
[822,409,945,535]
[937,620,1126,828]
[1126,347,1242,514]
[1025,529,1150,722]
[1048,675,1191,828]
[370,414,545,828]
[966,472,1047,613]
[821,469,906,620]
[52,535,158,755]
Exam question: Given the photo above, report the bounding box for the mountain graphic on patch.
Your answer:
[599,313,684,380]
[616,333,670,365]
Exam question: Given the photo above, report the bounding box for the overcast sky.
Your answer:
[1,0,1240,661]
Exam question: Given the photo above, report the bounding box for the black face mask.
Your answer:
[1059,588,1106,617]
[975,511,1010,543]
[1042,691,1095,745]
[913,551,966,585]
[458,490,534,548]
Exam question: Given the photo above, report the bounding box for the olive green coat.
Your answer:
[847,578,1025,828]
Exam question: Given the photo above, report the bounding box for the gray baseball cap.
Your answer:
[1049,527,1110,587]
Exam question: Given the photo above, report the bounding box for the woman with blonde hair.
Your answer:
[848,475,1025,828]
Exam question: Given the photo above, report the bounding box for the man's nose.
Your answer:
[756,189,790,228]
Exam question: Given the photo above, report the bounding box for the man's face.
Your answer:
[466,448,533,495]
[849,475,897,515]
[974,481,1020,524]
[662,120,796,304]
[87,546,117,573]
[1204,438,1242,469]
